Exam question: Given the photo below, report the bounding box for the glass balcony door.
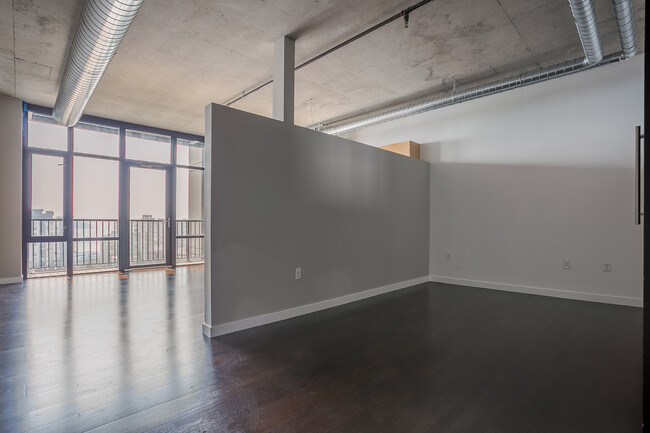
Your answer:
[127,163,171,268]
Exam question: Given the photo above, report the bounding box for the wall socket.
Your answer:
[603,262,612,272]
[295,268,302,280]
[562,259,571,270]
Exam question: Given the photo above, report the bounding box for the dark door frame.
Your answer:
[123,160,173,270]
[22,149,70,275]
[643,10,648,430]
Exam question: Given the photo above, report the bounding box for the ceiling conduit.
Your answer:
[318,54,621,135]
[612,0,637,58]
[52,0,144,127]
[317,0,633,135]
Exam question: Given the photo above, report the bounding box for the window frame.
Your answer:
[22,103,205,278]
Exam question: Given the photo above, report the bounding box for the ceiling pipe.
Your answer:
[317,54,621,135]
[52,0,144,127]
[315,0,618,135]
[612,0,637,58]
[568,0,603,66]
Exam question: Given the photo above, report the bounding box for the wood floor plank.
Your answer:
[0,268,642,432]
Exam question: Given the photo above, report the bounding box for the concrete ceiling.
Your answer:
[0,0,645,136]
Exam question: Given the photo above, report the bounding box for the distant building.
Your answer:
[131,216,166,264]
[30,209,62,237]
[32,209,54,219]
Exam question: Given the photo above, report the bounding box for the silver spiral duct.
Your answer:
[318,54,621,135]
[568,0,603,66]
[612,0,637,58]
[53,0,144,126]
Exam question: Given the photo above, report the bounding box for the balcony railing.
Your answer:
[27,242,67,277]
[73,219,119,273]
[73,219,118,239]
[31,218,64,237]
[27,218,204,277]
[130,219,167,266]
[176,220,204,264]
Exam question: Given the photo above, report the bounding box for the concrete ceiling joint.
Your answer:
[611,0,637,58]
[52,0,145,127]
[567,0,603,66]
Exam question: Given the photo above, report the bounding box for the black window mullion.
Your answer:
[170,138,176,269]
[22,105,30,278]
[119,130,129,272]
[64,127,73,277]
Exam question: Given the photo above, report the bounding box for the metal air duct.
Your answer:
[52,0,144,127]
[318,54,621,135]
[612,0,637,58]
[316,0,619,135]
[568,0,603,66]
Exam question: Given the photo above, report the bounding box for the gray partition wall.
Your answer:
[203,103,430,337]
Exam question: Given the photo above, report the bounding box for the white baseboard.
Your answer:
[203,276,430,338]
[202,322,213,338]
[429,275,643,307]
[0,276,22,285]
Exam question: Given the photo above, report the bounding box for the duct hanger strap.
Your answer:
[53,0,144,127]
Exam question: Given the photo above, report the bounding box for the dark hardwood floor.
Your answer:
[0,268,642,432]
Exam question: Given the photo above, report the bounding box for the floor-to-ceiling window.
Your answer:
[72,122,120,274]
[175,138,204,265]
[22,104,205,278]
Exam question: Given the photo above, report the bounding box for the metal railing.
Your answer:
[73,219,118,239]
[130,219,167,266]
[27,218,204,276]
[31,218,64,237]
[27,242,67,277]
[176,219,204,264]
[73,240,119,271]
[73,219,119,272]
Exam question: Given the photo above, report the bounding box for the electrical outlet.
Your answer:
[295,268,301,280]
[562,259,571,270]
[603,262,612,272]
[446,252,451,260]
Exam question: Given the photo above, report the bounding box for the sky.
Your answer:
[29,119,200,221]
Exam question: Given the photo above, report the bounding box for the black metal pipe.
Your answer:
[295,0,433,71]
[224,0,435,107]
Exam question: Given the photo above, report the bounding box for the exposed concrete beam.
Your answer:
[273,36,294,124]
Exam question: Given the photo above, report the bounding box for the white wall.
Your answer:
[204,103,430,336]
[0,95,23,284]
[344,55,644,306]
